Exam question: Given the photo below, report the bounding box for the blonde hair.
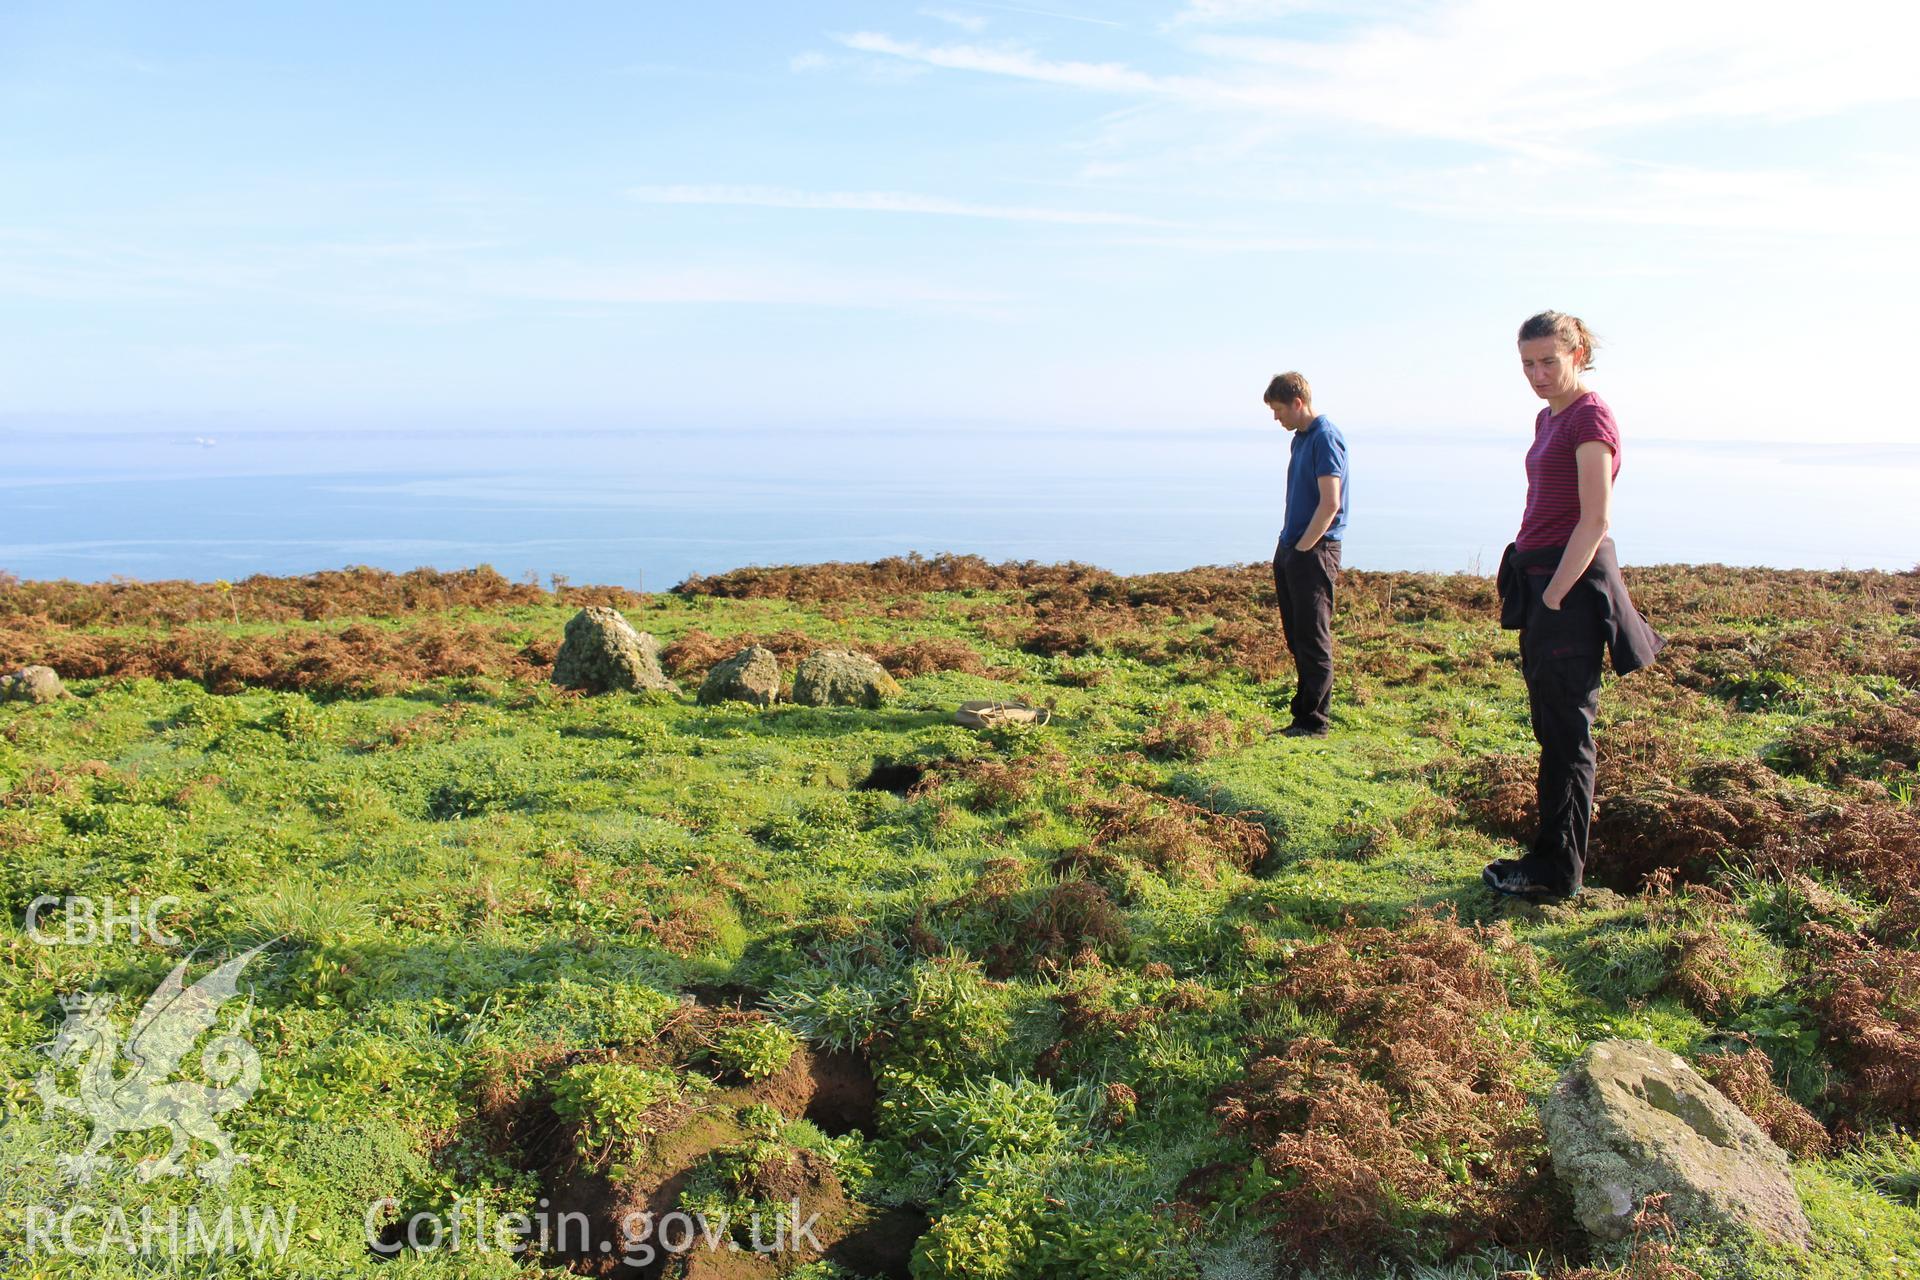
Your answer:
[1517,311,1599,370]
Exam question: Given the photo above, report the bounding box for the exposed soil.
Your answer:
[822,1207,928,1278]
[857,760,933,796]
[803,1049,878,1136]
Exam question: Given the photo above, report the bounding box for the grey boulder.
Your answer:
[790,649,900,708]
[1,666,65,704]
[698,645,781,707]
[550,607,677,695]
[1541,1038,1810,1248]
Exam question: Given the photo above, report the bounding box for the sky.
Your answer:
[3,1,1918,442]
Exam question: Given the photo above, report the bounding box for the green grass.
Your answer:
[1,576,1916,1278]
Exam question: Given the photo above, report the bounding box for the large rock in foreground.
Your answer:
[550,608,677,695]
[790,650,899,708]
[1541,1039,1810,1248]
[698,645,781,707]
[1,666,65,704]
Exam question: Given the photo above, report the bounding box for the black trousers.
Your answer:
[1516,572,1605,894]
[1273,538,1341,731]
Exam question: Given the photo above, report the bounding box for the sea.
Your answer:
[2,425,1914,588]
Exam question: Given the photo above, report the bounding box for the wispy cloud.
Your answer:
[309,238,504,259]
[964,1,1126,27]
[832,4,1920,239]
[0,219,1026,321]
[469,259,1009,311]
[0,230,492,319]
[1165,0,1339,23]
[843,5,1920,151]
[1182,0,1920,144]
[1406,155,1920,242]
[918,6,988,32]
[838,33,1166,96]
[627,184,1168,226]
[1101,231,1407,254]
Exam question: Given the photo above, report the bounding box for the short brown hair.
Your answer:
[1263,372,1311,406]
[1517,311,1599,370]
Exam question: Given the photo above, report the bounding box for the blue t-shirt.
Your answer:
[1281,415,1349,546]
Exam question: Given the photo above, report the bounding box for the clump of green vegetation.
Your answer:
[549,1061,696,1175]
[264,696,325,743]
[916,1148,1189,1280]
[763,940,911,1051]
[710,1019,801,1080]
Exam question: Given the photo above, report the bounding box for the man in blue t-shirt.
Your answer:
[1265,371,1349,737]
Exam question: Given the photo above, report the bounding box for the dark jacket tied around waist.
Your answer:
[1497,537,1664,675]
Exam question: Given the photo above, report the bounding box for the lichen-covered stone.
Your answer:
[549,607,677,695]
[1541,1038,1810,1247]
[698,646,781,707]
[790,650,899,708]
[1,665,65,704]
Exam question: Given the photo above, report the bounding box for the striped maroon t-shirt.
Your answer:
[1517,391,1621,550]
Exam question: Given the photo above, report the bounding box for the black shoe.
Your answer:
[1481,863,1577,902]
[1280,722,1329,738]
